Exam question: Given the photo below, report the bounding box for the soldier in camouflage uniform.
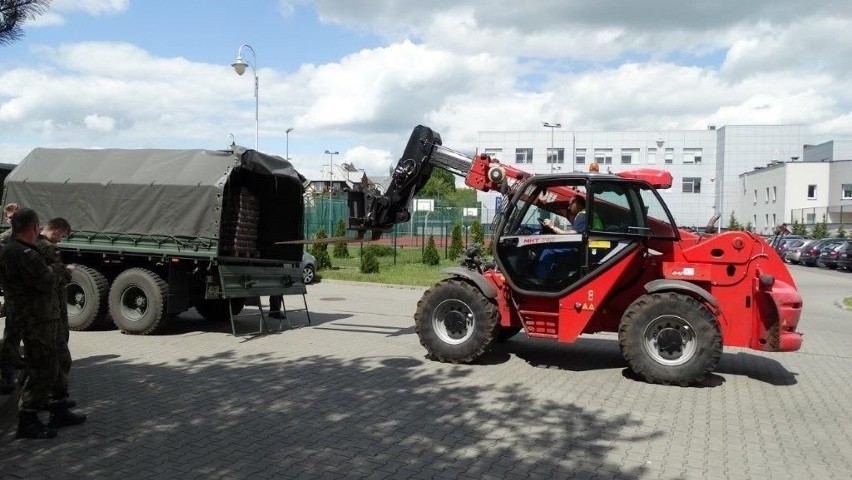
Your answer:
[36,218,81,412]
[0,202,22,394]
[0,208,83,439]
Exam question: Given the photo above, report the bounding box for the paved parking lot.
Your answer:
[2,266,852,479]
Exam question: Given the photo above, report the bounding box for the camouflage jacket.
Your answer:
[0,237,62,324]
[35,235,72,289]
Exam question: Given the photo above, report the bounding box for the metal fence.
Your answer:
[790,205,852,233]
[303,194,492,255]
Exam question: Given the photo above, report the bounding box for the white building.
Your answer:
[476,125,805,229]
[737,140,852,234]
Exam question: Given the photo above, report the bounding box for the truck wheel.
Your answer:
[66,265,110,331]
[415,278,499,363]
[618,292,722,386]
[109,268,168,335]
[194,299,246,322]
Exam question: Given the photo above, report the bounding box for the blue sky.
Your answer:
[2,0,852,180]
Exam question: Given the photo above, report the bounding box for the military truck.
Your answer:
[1,145,306,334]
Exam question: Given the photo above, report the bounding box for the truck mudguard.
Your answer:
[644,279,719,308]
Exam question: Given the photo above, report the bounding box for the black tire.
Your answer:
[194,298,246,322]
[414,278,499,363]
[618,292,722,386]
[494,326,522,343]
[108,268,168,335]
[66,265,110,331]
[303,264,315,284]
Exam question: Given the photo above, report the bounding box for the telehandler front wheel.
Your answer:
[415,278,499,363]
[618,292,722,386]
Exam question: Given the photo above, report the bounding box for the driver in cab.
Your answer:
[541,196,586,234]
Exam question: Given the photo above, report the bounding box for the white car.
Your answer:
[301,251,316,284]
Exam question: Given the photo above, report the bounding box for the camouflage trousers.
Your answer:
[0,308,24,366]
[54,318,71,401]
[18,321,59,412]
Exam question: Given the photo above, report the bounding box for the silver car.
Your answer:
[301,251,316,284]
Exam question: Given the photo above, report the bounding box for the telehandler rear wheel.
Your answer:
[415,278,499,363]
[618,292,722,386]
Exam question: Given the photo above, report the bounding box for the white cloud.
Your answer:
[51,0,129,16]
[342,146,393,176]
[84,113,116,132]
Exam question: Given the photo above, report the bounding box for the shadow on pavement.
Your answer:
[716,351,798,386]
[1,351,659,478]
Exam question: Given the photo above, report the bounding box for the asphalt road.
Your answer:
[1,266,851,480]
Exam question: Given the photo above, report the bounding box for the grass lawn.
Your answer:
[315,244,465,287]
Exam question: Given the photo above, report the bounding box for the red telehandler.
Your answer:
[346,125,803,386]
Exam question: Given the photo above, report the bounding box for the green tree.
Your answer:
[419,169,456,198]
[449,223,464,260]
[791,219,808,236]
[837,224,847,239]
[744,221,754,232]
[810,214,829,239]
[360,250,380,274]
[422,235,440,266]
[727,212,742,231]
[332,219,349,258]
[0,0,50,46]
[470,220,485,246]
[310,228,332,270]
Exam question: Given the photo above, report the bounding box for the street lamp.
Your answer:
[543,122,561,173]
[286,127,294,160]
[324,150,339,232]
[231,44,259,149]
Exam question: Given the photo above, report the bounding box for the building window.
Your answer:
[765,214,769,229]
[547,148,564,164]
[843,183,852,199]
[575,148,586,165]
[806,213,816,224]
[647,148,656,164]
[594,148,613,164]
[753,215,757,228]
[484,148,502,159]
[664,148,674,164]
[682,177,701,193]
[621,148,639,164]
[765,187,770,204]
[773,186,777,203]
[753,189,757,205]
[807,184,817,199]
[515,148,533,164]
[772,214,777,228]
[683,148,702,164]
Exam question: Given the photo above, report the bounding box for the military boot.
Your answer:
[48,403,87,428]
[16,410,58,439]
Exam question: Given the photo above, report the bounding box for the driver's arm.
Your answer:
[541,218,574,234]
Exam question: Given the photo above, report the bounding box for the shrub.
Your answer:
[727,213,742,231]
[422,235,441,266]
[363,244,394,257]
[332,219,349,259]
[310,228,332,270]
[470,220,485,246]
[360,250,380,273]
[449,223,464,260]
[837,224,846,239]
[810,215,829,239]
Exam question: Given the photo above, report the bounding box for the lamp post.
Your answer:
[286,127,294,160]
[231,44,259,149]
[543,122,561,173]
[324,150,339,232]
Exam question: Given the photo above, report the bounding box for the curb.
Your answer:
[319,279,428,291]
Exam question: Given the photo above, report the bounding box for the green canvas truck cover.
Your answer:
[3,146,306,259]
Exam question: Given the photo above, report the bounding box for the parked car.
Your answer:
[837,242,852,271]
[302,251,316,284]
[767,234,804,251]
[800,239,843,267]
[784,239,818,264]
[776,238,805,259]
[817,241,849,269]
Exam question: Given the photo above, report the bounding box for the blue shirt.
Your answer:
[572,210,587,233]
